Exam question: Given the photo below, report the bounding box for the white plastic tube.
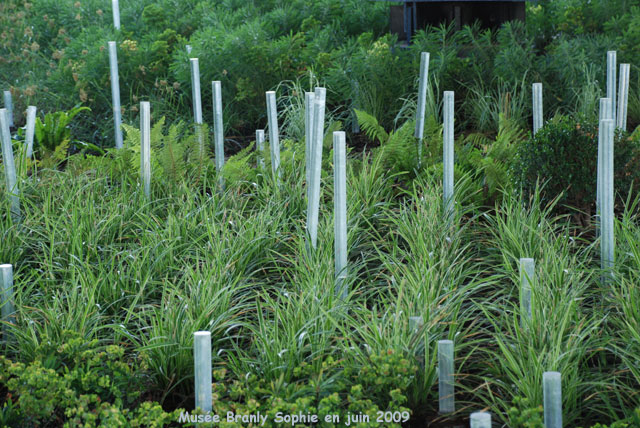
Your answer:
[596,98,613,238]
[306,88,327,249]
[112,0,121,30]
[0,264,15,328]
[601,119,615,273]
[617,64,630,131]
[305,92,315,196]
[334,131,347,299]
[438,339,455,413]
[0,109,19,220]
[108,42,123,149]
[409,316,423,332]
[415,52,430,140]
[140,102,151,198]
[470,412,491,428]
[532,83,543,135]
[190,59,204,158]
[212,81,224,174]
[607,51,617,123]
[443,91,455,219]
[519,258,535,319]
[3,91,13,127]
[266,91,281,180]
[256,129,265,170]
[415,52,430,166]
[194,331,212,414]
[543,371,562,428]
[24,106,37,159]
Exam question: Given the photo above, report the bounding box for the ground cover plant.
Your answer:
[3,0,640,427]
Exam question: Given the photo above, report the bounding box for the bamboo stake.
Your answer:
[543,371,562,428]
[266,91,281,180]
[0,109,20,220]
[140,102,151,198]
[334,131,347,299]
[443,91,455,219]
[112,0,121,30]
[607,51,617,123]
[532,82,543,136]
[415,52,430,166]
[256,129,265,170]
[24,106,36,159]
[212,81,224,176]
[617,64,630,131]
[306,87,326,249]
[108,42,123,149]
[438,339,455,413]
[194,331,212,416]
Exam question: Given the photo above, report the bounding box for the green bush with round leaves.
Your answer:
[511,115,640,220]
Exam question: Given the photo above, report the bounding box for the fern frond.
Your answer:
[223,143,256,183]
[376,119,418,173]
[355,109,388,144]
[122,123,141,149]
[150,116,167,151]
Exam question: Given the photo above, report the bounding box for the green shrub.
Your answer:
[507,396,544,428]
[207,351,415,428]
[512,115,640,218]
[0,330,180,427]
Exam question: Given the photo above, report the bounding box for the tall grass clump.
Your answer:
[473,189,604,426]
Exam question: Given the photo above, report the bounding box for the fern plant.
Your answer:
[457,113,525,204]
[355,109,441,178]
[120,118,216,190]
[31,106,103,169]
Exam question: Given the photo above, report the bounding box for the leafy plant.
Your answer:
[512,115,640,220]
[0,331,180,427]
[355,108,440,177]
[209,352,414,428]
[457,114,525,204]
[507,396,544,428]
[121,117,215,189]
[32,106,103,168]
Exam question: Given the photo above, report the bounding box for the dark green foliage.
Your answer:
[507,396,544,427]
[512,115,640,215]
[209,352,414,428]
[355,108,441,179]
[506,397,639,428]
[34,106,90,152]
[0,331,179,427]
[30,106,104,168]
[457,115,525,205]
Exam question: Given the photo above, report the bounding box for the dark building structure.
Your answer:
[384,0,526,43]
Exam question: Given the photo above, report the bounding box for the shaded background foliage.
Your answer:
[4,0,640,143]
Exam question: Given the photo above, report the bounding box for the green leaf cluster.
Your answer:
[512,115,640,217]
[207,351,415,428]
[0,330,180,427]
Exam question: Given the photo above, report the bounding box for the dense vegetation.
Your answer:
[3,0,640,426]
